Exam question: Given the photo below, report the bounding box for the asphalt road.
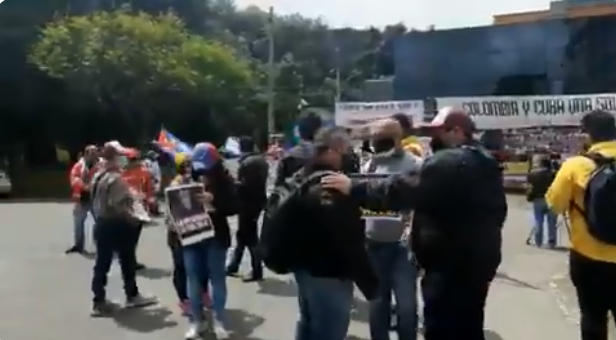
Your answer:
[0,196,583,340]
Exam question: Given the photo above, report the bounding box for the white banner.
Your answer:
[435,94,616,129]
[335,101,424,128]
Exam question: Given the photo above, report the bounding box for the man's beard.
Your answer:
[429,137,447,152]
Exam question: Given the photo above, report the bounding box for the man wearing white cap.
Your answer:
[89,141,157,316]
[320,107,508,340]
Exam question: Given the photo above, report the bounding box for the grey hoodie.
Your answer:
[363,148,423,242]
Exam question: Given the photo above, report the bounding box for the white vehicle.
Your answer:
[0,169,12,197]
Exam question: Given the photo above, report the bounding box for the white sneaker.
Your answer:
[184,322,205,339]
[213,320,230,339]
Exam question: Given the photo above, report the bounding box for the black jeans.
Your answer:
[91,219,139,303]
[227,211,262,275]
[421,265,496,340]
[134,223,143,260]
[570,251,616,340]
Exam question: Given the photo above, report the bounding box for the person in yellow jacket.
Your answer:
[545,110,616,340]
[391,113,424,157]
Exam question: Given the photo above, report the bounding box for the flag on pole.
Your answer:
[156,128,193,157]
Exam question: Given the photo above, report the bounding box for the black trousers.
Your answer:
[134,223,143,260]
[170,244,209,302]
[421,265,496,340]
[91,219,139,303]
[570,251,616,340]
[228,210,262,275]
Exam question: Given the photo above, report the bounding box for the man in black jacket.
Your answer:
[274,113,323,186]
[526,156,557,247]
[321,108,507,340]
[227,136,269,281]
[286,126,378,340]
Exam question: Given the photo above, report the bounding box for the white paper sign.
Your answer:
[335,100,424,128]
[435,94,616,129]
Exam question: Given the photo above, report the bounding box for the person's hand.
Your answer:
[320,173,352,195]
[196,192,214,204]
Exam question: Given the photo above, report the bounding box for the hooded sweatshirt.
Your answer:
[362,148,423,242]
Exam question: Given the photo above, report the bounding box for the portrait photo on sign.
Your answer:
[165,183,214,246]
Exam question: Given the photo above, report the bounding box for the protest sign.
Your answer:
[435,94,616,129]
[348,173,403,221]
[335,101,424,128]
[165,184,214,246]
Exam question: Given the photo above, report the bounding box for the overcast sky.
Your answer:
[234,0,554,29]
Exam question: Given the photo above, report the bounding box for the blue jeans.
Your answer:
[73,203,90,249]
[532,198,557,246]
[367,241,418,340]
[182,238,227,323]
[294,271,354,340]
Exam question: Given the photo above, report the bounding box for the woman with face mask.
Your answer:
[165,153,210,317]
[183,143,238,339]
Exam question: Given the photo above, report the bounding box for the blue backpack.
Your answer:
[576,153,616,245]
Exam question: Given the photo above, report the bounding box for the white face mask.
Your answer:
[115,156,128,169]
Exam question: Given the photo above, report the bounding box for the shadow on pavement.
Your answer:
[350,298,370,323]
[226,308,266,339]
[495,271,540,290]
[485,329,504,340]
[257,277,297,297]
[137,266,172,279]
[112,305,178,333]
[347,335,369,340]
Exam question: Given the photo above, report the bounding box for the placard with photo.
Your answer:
[165,183,214,246]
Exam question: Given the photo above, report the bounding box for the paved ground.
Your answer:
[0,196,582,340]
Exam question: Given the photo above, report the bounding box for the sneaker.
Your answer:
[242,272,263,282]
[65,245,84,254]
[91,300,115,317]
[179,300,190,316]
[185,321,206,339]
[125,294,157,308]
[225,267,239,277]
[213,319,230,339]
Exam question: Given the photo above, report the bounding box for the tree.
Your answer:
[29,8,255,141]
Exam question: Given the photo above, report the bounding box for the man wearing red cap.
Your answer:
[321,107,508,340]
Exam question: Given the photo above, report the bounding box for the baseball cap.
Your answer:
[428,107,476,132]
[191,142,220,171]
[101,140,129,160]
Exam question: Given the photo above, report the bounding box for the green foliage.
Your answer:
[29,9,254,115]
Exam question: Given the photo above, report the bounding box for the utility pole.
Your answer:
[334,46,341,102]
[266,6,276,137]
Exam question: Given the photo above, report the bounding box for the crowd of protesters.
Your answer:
[63,107,616,340]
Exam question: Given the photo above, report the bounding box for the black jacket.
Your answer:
[526,167,555,201]
[237,152,269,212]
[351,143,507,273]
[288,164,378,300]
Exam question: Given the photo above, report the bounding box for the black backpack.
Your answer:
[259,170,334,274]
[575,153,616,245]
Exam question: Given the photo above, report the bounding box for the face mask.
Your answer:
[116,156,128,168]
[372,138,396,153]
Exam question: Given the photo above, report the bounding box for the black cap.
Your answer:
[297,113,323,141]
[581,110,616,142]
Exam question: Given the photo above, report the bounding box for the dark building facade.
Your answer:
[393,15,616,100]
